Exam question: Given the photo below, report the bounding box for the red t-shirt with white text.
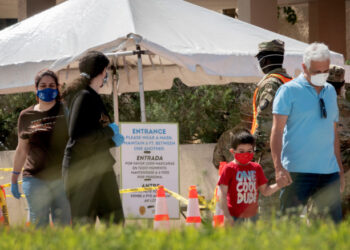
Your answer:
[217,161,268,218]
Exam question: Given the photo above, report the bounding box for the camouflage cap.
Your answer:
[257,39,285,55]
[327,65,345,82]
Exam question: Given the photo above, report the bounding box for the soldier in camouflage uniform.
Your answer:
[212,40,292,177]
[327,65,350,166]
[327,65,350,217]
[252,40,292,183]
[253,40,293,218]
[212,128,235,168]
[212,84,255,169]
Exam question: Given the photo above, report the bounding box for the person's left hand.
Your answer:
[108,123,119,135]
[276,167,292,187]
[340,172,345,193]
[108,123,124,147]
[112,133,124,147]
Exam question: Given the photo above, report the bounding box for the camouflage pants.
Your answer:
[342,171,350,218]
[257,151,275,184]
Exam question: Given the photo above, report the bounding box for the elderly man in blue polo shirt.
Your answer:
[270,42,345,223]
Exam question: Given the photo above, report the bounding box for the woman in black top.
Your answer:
[62,51,124,225]
[11,70,71,227]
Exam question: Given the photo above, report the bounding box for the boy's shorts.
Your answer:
[233,214,259,223]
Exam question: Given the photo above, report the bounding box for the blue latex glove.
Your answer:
[112,133,124,147]
[108,123,125,147]
[11,183,21,199]
[108,123,119,135]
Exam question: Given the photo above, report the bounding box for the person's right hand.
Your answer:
[275,166,292,187]
[11,183,21,199]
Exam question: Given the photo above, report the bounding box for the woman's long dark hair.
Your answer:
[62,51,109,106]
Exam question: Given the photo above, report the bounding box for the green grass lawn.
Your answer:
[1,218,350,250]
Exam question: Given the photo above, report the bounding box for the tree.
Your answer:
[0,92,36,150]
[0,80,256,150]
[118,79,255,143]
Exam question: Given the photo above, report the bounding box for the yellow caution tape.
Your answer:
[163,188,189,206]
[1,181,26,198]
[0,168,12,172]
[198,195,216,213]
[0,169,220,212]
[0,185,10,226]
[119,186,210,210]
[119,187,191,205]
[120,187,158,194]
[119,186,209,210]
[164,188,214,211]
[4,194,26,198]
[2,183,217,213]
[1,181,23,188]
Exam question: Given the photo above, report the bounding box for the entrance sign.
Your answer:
[120,123,179,219]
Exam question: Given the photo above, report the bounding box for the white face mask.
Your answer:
[310,73,329,87]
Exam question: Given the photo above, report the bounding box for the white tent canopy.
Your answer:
[0,0,344,94]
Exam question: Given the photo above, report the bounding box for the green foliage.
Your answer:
[345,60,350,65]
[0,81,254,150]
[1,219,350,249]
[118,79,255,144]
[0,93,36,150]
[346,84,350,103]
[278,6,297,25]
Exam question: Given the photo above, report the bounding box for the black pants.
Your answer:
[280,172,342,223]
[63,157,124,225]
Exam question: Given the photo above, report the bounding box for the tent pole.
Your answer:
[136,44,147,122]
[112,67,119,124]
[112,66,121,182]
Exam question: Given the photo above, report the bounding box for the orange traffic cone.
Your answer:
[0,185,9,226]
[25,209,31,227]
[154,185,170,230]
[212,162,226,227]
[212,187,224,227]
[186,185,201,227]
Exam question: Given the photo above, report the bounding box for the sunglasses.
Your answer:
[319,98,327,119]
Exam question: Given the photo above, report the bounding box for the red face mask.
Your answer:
[234,152,254,165]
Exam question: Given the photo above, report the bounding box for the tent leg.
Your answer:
[136,45,147,122]
[112,74,119,124]
[112,72,121,183]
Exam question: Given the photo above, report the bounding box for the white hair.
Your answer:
[303,42,330,69]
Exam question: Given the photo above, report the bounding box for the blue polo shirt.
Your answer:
[272,74,339,174]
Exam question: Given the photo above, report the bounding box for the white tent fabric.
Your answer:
[0,0,344,94]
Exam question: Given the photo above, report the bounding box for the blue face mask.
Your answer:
[37,88,58,102]
[103,72,108,85]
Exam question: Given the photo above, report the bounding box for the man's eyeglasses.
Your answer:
[319,98,327,119]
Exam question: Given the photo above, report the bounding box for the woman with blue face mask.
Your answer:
[11,70,71,227]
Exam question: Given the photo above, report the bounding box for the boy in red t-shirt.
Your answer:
[218,129,289,225]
